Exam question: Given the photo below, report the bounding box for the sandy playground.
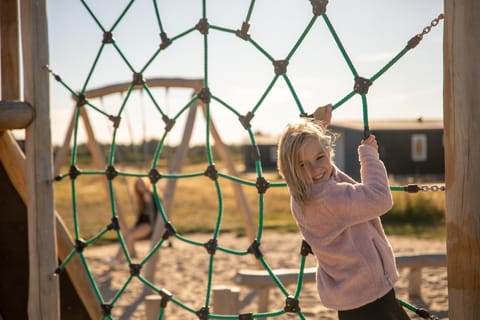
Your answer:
[84,231,448,320]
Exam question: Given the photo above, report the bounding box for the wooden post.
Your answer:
[212,285,240,315]
[444,1,480,319]
[20,0,60,318]
[257,288,270,314]
[145,295,163,320]
[407,268,422,299]
[144,98,200,286]
[0,0,20,100]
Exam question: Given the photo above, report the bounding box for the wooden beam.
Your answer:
[144,99,200,286]
[55,214,103,319]
[444,1,480,319]
[20,0,60,318]
[53,107,76,177]
[84,77,203,99]
[0,0,21,100]
[0,131,27,199]
[0,101,34,129]
[236,254,446,311]
[0,130,102,319]
[235,254,446,288]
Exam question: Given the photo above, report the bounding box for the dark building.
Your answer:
[329,118,444,181]
[243,119,445,182]
[243,134,279,172]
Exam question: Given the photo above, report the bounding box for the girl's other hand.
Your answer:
[361,134,378,150]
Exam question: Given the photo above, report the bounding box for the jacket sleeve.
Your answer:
[307,145,393,232]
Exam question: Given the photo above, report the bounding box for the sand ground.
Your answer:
[84,232,448,319]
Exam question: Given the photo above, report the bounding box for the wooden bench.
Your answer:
[235,254,446,313]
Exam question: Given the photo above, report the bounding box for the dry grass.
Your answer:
[54,162,295,241]
[54,162,446,242]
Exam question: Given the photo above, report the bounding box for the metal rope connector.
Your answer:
[407,13,444,49]
[404,184,445,193]
[416,307,440,320]
[236,21,250,40]
[310,0,328,16]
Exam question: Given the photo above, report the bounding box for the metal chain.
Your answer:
[404,184,445,193]
[419,185,445,192]
[418,13,444,38]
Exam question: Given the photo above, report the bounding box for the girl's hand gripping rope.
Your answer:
[361,134,378,151]
[313,104,332,128]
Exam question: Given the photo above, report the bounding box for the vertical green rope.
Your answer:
[245,0,256,22]
[361,94,370,138]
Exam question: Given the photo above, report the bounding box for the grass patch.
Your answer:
[54,163,446,242]
[383,224,445,240]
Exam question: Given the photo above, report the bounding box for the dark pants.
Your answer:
[338,289,411,320]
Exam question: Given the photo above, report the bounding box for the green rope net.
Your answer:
[49,1,443,319]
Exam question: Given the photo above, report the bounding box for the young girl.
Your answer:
[277,106,410,320]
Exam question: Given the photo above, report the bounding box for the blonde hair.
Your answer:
[277,118,335,205]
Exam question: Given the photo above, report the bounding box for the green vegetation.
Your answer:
[383,191,445,240]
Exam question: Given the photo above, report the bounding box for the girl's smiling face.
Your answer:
[299,137,333,183]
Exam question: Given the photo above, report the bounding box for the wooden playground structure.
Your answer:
[0,0,479,319]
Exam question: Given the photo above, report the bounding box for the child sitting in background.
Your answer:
[109,178,158,263]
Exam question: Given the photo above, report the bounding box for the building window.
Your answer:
[411,134,427,162]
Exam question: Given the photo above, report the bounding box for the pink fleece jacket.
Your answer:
[291,144,398,310]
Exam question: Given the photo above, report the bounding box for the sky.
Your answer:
[45,0,445,147]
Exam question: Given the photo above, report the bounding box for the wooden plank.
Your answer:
[55,216,103,319]
[0,101,34,129]
[0,0,20,99]
[20,0,59,318]
[236,254,446,312]
[236,267,316,288]
[395,254,446,268]
[84,77,203,99]
[0,130,102,319]
[235,254,446,288]
[0,131,27,199]
[444,1,480,319]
